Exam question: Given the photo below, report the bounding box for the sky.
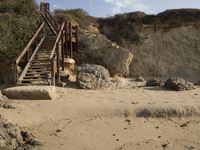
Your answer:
[36,0,200,17]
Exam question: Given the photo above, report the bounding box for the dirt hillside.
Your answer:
[98,9,200,82]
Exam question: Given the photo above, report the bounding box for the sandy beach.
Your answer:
[0,86,200,150]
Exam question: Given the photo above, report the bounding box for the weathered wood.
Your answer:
[75,26,78,51]
[16,23,44,65]
[50,22,65,59]
[56,43,60,84]
[51,56,55,85]
[17,37,45,83]
[40,11,57,35]
[45,11,59,32]
[16,3,79,86]
[61,30,64,71]
[64,21,69,57]
[69,22,73,58]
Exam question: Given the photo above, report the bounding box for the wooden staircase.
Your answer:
[15,3,78,86]
[17,36,57,86]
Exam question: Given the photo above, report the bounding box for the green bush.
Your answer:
[0,0,38,61]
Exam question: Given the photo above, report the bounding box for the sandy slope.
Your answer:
[0,87,200,150]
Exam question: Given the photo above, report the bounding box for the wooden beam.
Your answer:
[56,43,60,84]
[64,21,69,57]
[16,23,44,65]
[61,30,64,71]
[51,56,55,86]
[69,22,73,58]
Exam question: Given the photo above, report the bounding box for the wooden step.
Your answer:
[34,56,50,59]
[23,75,49,79]
[29,66,50,69]
[25,71,50,75]
[31,64,51,66]
[34,57,50,59]
[36,52,50,55]
[21,78,49,82]
[18,82,50,86]
[33,60,50,62]
[27,69,50,72]
[32,63,50,66]
[31,64,50,66]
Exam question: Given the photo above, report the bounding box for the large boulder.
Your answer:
[164,77,195,91]
[2,86,57,100]
[77,64,112,89]
[76,33,133,76]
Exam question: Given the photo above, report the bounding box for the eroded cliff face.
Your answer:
[98,9,200,82]
[129,25,200,82]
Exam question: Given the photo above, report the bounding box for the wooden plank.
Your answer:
[51,56,55,85]
[26,71,50,75]
[69,22,73,58]
[61,30,64,71]
[40,11,57,35]
[16,23,44,65]
[50,22,65,59]
[56,43,60,84]
[65,21,69,57]
[17,37,45,83]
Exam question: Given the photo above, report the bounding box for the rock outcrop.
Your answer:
[164,77,195,91]
[77,64,112,89]
[0,117,41,150]
[98,9,200,81]
[76,33,133,76]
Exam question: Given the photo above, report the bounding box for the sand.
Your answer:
[0,86,200,150]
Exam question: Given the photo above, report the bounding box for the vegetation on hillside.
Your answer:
[54,8,97,30]
[0,0,38,61]
[98,9,200,47]
[98,12,145,47]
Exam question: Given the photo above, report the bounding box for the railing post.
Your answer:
[61,30,64,71]
[15,64,19,84]
[69,22,73,58]
[65,21,68,57]
[56,43,60,84]
[51,58,55,86]
[75,26,78,52]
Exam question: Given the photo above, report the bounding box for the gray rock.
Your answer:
[0,117,41,150]
[146,79,165,87]
[77,64,112,89]
[76,33,133,76]
[195,80,200,86]
[60,70,71,82]
[78,33,112,51]
[135,76,146,82]
[2,86,57,100]
[164,77,195,91]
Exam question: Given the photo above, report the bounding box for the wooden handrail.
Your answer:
[50,21,65,59]
[41,10,58,33]
[16,23,44,65]
[46,11,58,30]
